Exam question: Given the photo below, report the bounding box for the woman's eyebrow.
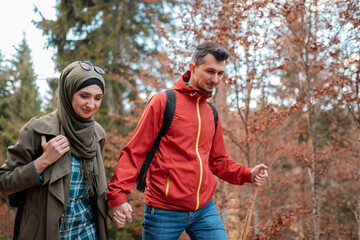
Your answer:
[79,90,103,96]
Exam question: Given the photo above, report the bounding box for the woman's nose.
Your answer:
[86,99,95,108]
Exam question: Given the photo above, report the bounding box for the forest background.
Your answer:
[0,0,359,239]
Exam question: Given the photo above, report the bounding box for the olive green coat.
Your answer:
[0,111,109,240]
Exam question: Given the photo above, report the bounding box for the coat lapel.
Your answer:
[33,110,71,205]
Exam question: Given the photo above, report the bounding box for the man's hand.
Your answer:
[250,164,268,187]
[108,202,133,229]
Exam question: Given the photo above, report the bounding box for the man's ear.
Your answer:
[189,62,195,72]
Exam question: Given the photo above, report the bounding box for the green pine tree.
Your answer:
[0,36,42,162]
[35,0,176,133]
[0,52,11,100]
[0,52,12,162]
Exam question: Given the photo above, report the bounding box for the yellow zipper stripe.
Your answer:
[165,176,170,198]
[195,96,203,210]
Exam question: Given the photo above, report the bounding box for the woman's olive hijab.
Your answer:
[57,61,105,196]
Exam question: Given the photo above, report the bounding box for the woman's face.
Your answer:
[72,85,103,119]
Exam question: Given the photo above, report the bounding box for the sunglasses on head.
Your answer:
[78,61,106,75]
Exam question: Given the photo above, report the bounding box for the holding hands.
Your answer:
[108,202,133,229]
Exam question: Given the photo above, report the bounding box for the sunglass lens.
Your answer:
[94,66,105,75]
[79,61,105,75]
[79,61,92,71]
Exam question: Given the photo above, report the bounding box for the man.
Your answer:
[107,41,268,239]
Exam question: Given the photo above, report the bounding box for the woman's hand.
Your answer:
[33,135,70,174]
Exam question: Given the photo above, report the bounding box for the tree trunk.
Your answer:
[357,129,360,240]
[213,76,231,239]
[306,107,321,240]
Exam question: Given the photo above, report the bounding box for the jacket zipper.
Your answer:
[165,174,170,198]
[195,96,203,210]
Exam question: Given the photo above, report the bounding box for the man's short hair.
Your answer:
[192,42,230,66]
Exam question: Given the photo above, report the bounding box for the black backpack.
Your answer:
[136,89,218,192]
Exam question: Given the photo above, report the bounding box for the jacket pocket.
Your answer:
[21,214,39,240]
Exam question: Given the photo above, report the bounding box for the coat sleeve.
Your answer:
[107,92,166,207]
[208,115,253,185]
[0,118,43,195]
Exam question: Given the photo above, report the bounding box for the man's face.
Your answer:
[188,54,226,94]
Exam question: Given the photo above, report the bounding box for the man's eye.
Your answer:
[95,97,102,101]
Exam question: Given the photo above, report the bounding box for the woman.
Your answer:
[0,61,109,240]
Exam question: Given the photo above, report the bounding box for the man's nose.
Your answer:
[212,74,220,85]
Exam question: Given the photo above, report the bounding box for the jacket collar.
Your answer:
[33,110,60,136]
[172,71,212,100]
[33,110,106,141]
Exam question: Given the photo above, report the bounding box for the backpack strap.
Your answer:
[136,89,176,192]
[208,102,218,131]
[158,89,176,137]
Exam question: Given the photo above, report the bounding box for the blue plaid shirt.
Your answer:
[59,156,98,240]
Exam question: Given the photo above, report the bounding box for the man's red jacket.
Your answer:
[107,71,252,211]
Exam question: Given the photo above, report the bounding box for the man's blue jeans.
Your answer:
[142,199,227,240]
